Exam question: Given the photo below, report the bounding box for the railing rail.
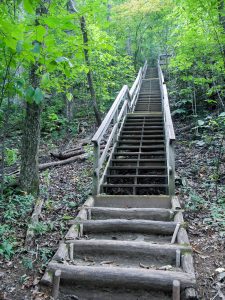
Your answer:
[158,57,176,196]
[92,60,147,195]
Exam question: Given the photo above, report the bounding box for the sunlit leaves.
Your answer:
[114,0,171,17]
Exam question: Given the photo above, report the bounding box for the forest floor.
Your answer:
[0,118,225,300]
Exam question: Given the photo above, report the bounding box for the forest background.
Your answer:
[0,0,225,298]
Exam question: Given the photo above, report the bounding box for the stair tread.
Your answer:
[111,159,166,162]
[102,184,168,187]
[106,174,167,177]
[48,262,196,290]
[108,166,166,169]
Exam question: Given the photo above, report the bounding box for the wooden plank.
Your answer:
[71,219,177,235]
[89,207,172,220]
[94,195,172,208]
[47,263,196,291]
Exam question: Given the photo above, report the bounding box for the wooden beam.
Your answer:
[71,219,177,235]
[47,263,196,291]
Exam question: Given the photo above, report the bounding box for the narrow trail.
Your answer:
[41,59,197,300]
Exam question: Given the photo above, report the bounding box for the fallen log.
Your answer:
[50,144,105,160]
[50,149,85,160]
[39,154,87,171]
[25,197,45,249]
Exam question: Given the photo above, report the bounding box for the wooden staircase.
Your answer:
[102,67,168,196]
[41,58,197,300]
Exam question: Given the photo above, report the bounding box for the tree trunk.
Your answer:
[80,16,102,126]
[19,64,41,196]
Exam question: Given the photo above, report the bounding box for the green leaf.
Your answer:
[41,73,50,87]
[66,92,73,101]
[34,88,44,104]
[219,112,225,117]
[36,25,46,42]
[23,0,34,13]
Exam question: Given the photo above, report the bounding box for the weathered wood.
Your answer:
[176,249,181,268]
[177,228,190,245]
[174,211,184,223]
[173,280,180,300]
[47,263,196,290]
[65,196,94,240]
[65,239,192,257]
[94,195,172,209]
[171,223,181,244]
[90,207,172,221]
[50,149,84,159]
[182,253,195,274]
[71,219,177,235]
[52,269,61,299]
[172,196,182,210]
[182,254,197,299]
[69,243,73,261]
[52,242,69,262]
[25,197,44,249]
[39,154,86,171]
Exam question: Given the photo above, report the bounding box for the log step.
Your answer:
[65,239,191,268]
[94,195,171,208]
[89,207,172,220]
[74,219,177,235]
[47,263,196,291]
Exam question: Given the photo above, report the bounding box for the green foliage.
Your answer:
[0,194,34,259]
[29,221,49,236]
[5,148,18,166]
[0,240,14,260]
[0,194,34,222]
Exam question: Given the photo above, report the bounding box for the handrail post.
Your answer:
[113,108,119,144]
[92,141,100,195]
[169,140,175,195]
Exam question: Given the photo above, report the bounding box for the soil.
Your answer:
[0,117,224,299]
[174,118,225,300]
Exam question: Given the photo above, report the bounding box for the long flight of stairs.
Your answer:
[41,67,197,300]
[102,68,168,196]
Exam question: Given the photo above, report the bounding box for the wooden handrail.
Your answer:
[158,61,175,142]
[92,61,147,195]
[158,57,175,196]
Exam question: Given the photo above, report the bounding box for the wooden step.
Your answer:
[94,195,171,208]
[74,219,177,235]
[120,130,164,134]
[113,151,166,157]
[108,166,167,170]
[65,239,191,268]
[47,263,196,291]
[102,183,168,189]
[89,207,172,220]
[118,140,165,144]
[116,145,165,151]
[111,159,166,163]
[122,126,164,130]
